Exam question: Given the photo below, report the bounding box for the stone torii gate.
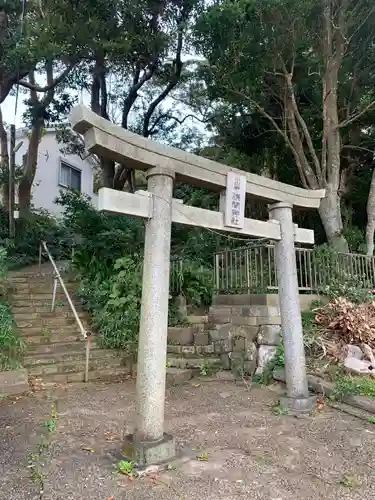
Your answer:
[70,105,325,466]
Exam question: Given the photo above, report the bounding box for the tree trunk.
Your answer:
[0,107,9,211]
[366,168,375,256]
[318,186,348,252]
[18,121,43,217]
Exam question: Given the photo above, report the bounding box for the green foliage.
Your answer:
[117,460,135,477]
[333,374,375,401]
[312,245,373,303]
[0,247,24,369]
[78,256,142,350]
[171,259,213,306]
[0,301,24,370]
[0,206,72,269]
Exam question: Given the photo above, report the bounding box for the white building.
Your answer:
[15,127,98,216]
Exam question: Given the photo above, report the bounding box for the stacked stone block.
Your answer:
[167,294,289,375]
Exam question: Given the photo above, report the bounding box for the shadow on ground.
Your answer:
[1,379,375,499]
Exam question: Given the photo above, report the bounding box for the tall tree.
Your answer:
[57,0,201,192]
[194,0,375,250]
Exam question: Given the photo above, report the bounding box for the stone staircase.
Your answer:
[9,265,131,385]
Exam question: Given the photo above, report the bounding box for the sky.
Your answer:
[2,95,26,128]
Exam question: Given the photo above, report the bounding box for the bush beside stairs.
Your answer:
[9,264,131,386]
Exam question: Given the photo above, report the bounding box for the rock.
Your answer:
[245,342,257,362]
[194,332,210,345]
[344,357,375,376]
[344,344,363,360]
[257,325,282,346]
[208,323,231,342]
[256,346,278,375]
[220,353,231,370]
[230,325,259,342]
[167,327,196,345]
[243,359,257,376]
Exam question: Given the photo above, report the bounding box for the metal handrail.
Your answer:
[39,241,91,382]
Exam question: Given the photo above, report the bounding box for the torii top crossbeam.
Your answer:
[70,105,325,209]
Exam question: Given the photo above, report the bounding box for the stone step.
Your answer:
[24,332,82,345]
[167,344,216,356]
[167,326,199,346]
[11,282,77,295]
[10,292,69,300]
[166,368,193,386]
[10,299,68,307]
[27,354,127,377]
[24,347,119,367]
[167,355,221,370]
[32,365,131,385]
[19,324,80,336]
[27,340,98,354]
[12,305,79,314]
[15,318,77,329]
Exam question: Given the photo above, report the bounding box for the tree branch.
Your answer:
[283,68,322,182]
[338,100,375,128]
[148,112,209,136]
[143,12,185,137]
[18,63,76,92]
[121,65,156,129]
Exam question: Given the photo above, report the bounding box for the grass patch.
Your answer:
[332,373,375,401]
[117,460,135,477]
[27,405,58,496]
[0,301,25,370]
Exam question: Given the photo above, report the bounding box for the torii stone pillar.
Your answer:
[269,202,315,412]
[123,166,176,465]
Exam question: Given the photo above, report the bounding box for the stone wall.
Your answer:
[168,293,320,376]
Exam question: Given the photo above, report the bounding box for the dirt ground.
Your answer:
[1,379,375,500]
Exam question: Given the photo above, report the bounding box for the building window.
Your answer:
[59,161,81,192]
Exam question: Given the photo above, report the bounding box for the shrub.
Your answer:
[78,256,142,350]
[171,260,213,307]
[319,271,373,304]
[313,245,373,303]
[0,247,24,369]
[0,301,24,370]
[0,206,72,269]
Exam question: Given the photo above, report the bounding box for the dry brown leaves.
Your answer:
[315,298,375,349]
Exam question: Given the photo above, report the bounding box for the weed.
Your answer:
[0,393,8,399]
[333,374,375,401]
[44,406,58,433]
[339,475,358,488]
[27,405,58,496]
[41,327,52,342]
[54,300,65,308]
[199,362,209,377]
[255,454,272,466]
[117,460,135,477]
[196,452,209,461]
[272,404,289,416]
[368,416,375,424]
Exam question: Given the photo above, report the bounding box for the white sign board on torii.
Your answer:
[70,105,325,467]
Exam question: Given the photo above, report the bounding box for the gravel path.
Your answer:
[1,379,375,499]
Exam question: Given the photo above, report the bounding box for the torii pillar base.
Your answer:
[123,433,175,467]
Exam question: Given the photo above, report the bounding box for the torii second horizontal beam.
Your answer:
[98,188,314,244]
